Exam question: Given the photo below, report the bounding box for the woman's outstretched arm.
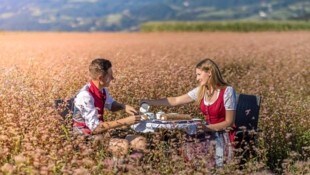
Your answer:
[141,94,194,107]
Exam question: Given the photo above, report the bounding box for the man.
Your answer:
[73,58,146,156]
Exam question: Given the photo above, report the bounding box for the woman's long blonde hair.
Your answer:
[196,58,229,104]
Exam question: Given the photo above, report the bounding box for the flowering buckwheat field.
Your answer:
[0,32,309,174]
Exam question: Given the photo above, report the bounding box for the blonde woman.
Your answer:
[141,58,237,167]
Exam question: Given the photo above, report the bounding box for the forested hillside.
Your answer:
[0,0,309,31]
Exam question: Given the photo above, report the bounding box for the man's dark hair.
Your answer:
[89,58,112,79]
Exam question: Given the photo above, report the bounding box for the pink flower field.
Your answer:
[0,31,309,174]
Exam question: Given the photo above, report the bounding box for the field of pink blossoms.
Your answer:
[0,32,309,174]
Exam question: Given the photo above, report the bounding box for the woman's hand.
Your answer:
[196,122,211,132]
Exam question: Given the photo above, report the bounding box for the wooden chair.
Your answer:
[54,98,75,118]
[234,93,262,166]
[234,93,261,141]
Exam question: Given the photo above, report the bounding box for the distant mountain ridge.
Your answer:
[0,0,309,31]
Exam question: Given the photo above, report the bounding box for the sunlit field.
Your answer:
[0,31,309,174]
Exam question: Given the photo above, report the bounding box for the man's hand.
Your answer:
[126,115,143,124]
[134,115,143,123]
[124,105,138,115]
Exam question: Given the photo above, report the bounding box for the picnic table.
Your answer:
[130,116,212,163]
[54,93,262,167]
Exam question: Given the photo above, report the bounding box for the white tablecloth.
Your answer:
[131,119,202,135]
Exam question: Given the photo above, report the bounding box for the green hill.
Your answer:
[0,0,309,31]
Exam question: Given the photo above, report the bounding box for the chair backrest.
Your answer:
[54,98,75,118]
[235,94,261,131]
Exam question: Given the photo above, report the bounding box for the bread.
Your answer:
[160,113,192,121]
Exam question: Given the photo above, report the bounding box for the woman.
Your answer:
[141,58,237,167]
